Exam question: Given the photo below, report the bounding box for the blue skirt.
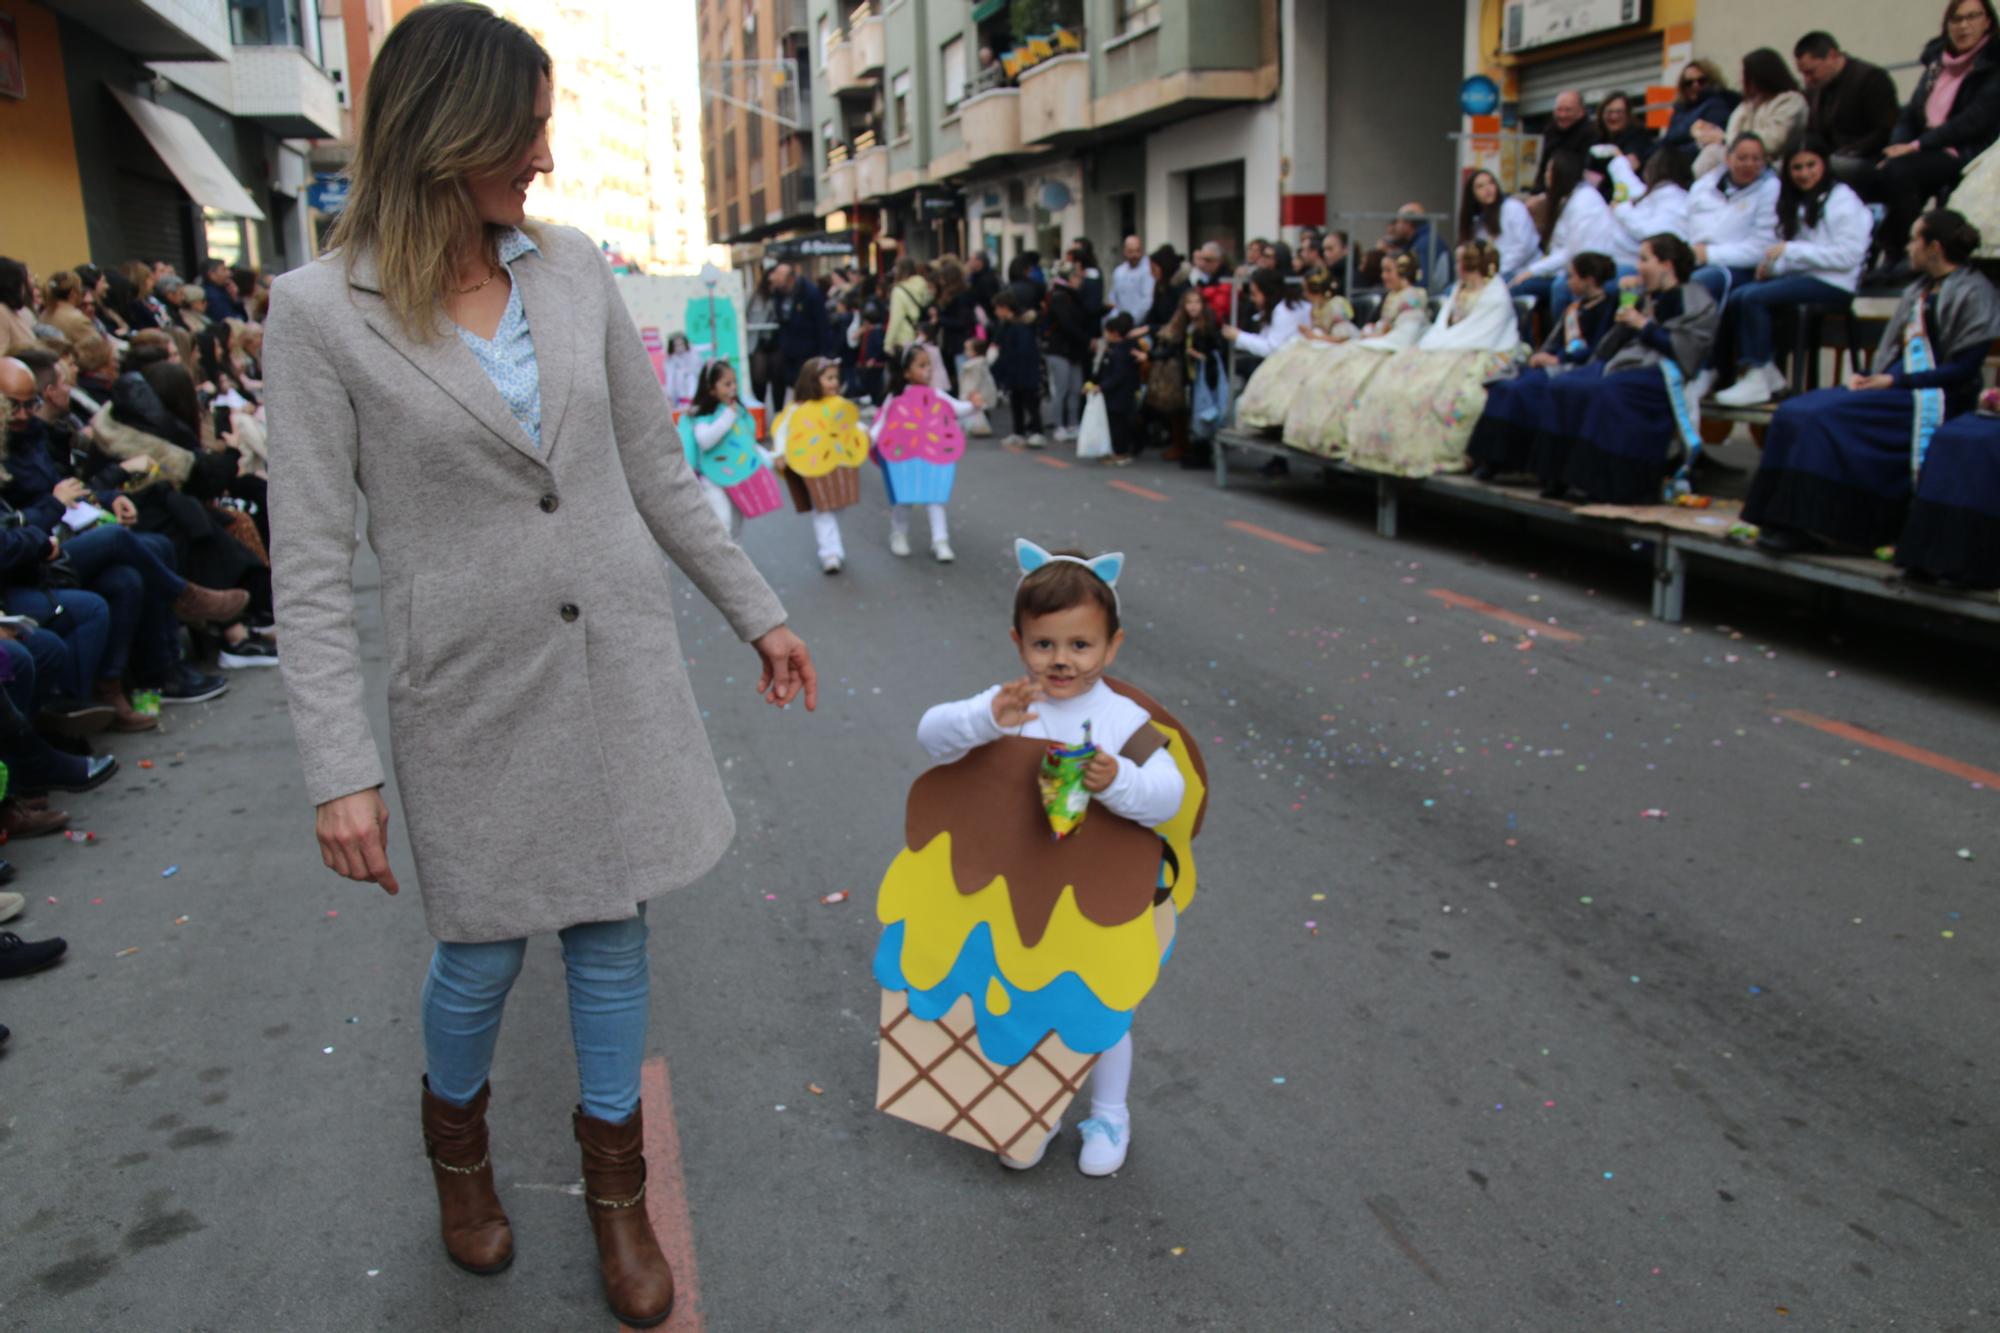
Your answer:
[880,457,956,506]
[1895,413,2000,587]
[1742,387,1919,548]
[1532,366,1678,502]
[1466,366,1562,473]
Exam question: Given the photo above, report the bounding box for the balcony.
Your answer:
[1018,52,1091,146]
[824,38,862,97]
[780,166,817,220]
[40,0,230,60]
[822,155,856,215]
[781,0,808,38]
[959,87,1023,168]
[1089,2,1279,134]
[849,13,885,75]
[852,144,890,200]
[233,43,342,138]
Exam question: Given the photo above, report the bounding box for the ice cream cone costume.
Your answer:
[873,679,1208,1164]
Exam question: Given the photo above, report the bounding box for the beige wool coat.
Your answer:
[264,225,788,943]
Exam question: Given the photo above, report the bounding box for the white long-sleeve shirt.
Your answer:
[1525,185,1619,279]
[1109,259,1155,323]
[1686,168,1781,270]
[1475,196,1541,282]
[917,680,1186,829]
[1231,298,1311,358]
[692,402,779,467]
[1772,183,1875,294]
[1605,155,1692,265]
[868,385,977,443]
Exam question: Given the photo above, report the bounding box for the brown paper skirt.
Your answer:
[784,466,862,514]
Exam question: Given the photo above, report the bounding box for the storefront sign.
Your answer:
[1501,0,1646,55]
[918,192,962,220]
[771,229,855,258]
[306,173,351,215]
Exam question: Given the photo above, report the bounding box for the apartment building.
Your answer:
[696,0,821,260]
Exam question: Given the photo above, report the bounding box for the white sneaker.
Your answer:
[999,1127,1058,1171]
[1054,425,1075,442]
[889,530,912,558]
[0,891,23,925]
[933,541,955,564]
[1077,1115,1129,1176]
[1026,433,1048,448]
[1003,433,1025,447]
[1713,366,1781,408]
[820,555,843,575]
[1688,368,1718,403]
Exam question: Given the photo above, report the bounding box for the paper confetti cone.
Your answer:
[875,990,1098,1165]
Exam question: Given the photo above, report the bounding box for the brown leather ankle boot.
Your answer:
[574,1106,674,1327]
[92,680,159,734]
[170,581,251,625]
[420,1077,513,1275]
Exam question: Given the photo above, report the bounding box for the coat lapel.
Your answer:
[346,249,550,470]
[511,246,575,461]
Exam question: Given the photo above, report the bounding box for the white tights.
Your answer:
[1089,1032,1133,1121]
[889,503,950,545]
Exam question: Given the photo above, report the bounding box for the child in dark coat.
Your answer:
[1090,313,1145,464]
[991,293,1048,447]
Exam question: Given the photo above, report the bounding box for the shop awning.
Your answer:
[108,85,266,221]
[971,0,1007,23]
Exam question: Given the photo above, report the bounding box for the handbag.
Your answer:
[1146,353,1186,413]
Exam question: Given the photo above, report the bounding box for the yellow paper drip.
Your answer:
[984,976,1012,1015]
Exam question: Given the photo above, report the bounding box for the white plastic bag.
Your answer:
[1076,392,1113,460]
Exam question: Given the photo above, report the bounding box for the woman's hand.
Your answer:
[1082,750,1120,794]
[1692,243,1709,267]
[121,455,153,474]
[315,789,401,895]
[112,495,138,526]
[753,624,818,710]
[1691,119,1726,147]
[1529,350,1560,369]
[969,391,986,410]
[53,477,87,507]
[1882,142,1920,161]
[1846,372,1895,391]
[1221,325,1240,342]
[990,677,1043,729]
[1616,306,1652,330]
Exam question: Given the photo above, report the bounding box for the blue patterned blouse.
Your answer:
[456,228,542,448]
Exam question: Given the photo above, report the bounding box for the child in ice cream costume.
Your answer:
[870,344,983,564]
[772,356,871,574]
[873,540,1209,1175]
[677,361,783,538]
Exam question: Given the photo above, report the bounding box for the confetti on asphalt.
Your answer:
[161,865,179,878]
[138,760,154,770]
[1639,808,1667,819]
[115,947,138,958]
[819,891,849,905]
[62,830,97,844]
[1957,848,1975,860]
[807,1083,824,1095]
[323,1046,335,1054]
[1272,1077,1287,1085]
[173,915,190,926]
[1170,1246,1187,1257]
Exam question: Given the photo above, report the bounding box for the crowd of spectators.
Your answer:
[0,249,280,1028]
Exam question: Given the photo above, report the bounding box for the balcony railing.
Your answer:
[849,11,885,76]
[780,167,816,219]
[1018,50,1091,145]
[959,87,1023,168]
[852,143,889,199]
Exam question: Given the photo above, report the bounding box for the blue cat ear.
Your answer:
[1088,552,1125,587]
[1015,538,1053,576]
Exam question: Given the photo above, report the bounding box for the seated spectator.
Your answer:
[40,272,93,346]
[1281,254,1432,458]
[119,261,166,331]
[1511,152,1619,324]
[1223,267,1310,360]
[1687,134,1782,312]
[1345,240,1527,478]
[1693,49,1809,178]
[1534,91,1599,194]
[1606,150,1695,273]
[1746,210,2000,552]
[201,259,247,322]
[1531,233,1719,501]
[1796,31,1901,186]
[1304,269,1357,338]
[71,264,128,343]
[0,629,119,794]
[1713,139,1875,406]
[71,332,118,405]
[1596,91,1657,166]
[0,259,35,355]
[1653,59,1742,170]
[1461,168,1540,281]
[1865,0,2000,277]
[1469,251,1620,478]
[1894,406,2000,585]
[194,322,257,405]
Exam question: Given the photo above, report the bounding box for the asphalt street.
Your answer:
[3,429,1997,1331]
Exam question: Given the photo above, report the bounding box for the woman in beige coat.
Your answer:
[263,6,815,1327]
[1692,49,1810,177]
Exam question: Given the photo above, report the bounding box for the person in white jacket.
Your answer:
[1685,134,1783,307]
[1713,138,1877,406]
[1221,267,1310,358]
[1510,151,1619,325]
[1604,148,1694,271]
[1460,169,1540,281]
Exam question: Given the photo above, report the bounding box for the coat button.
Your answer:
[539,493,560,513]
[559,603,580,623]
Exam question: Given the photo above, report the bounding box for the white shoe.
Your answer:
[1026,433,1048,448]
[1003,433,1025,447]
[999,1127,1058,1171]
[1713,366,1781,408]
[1054,426,1075,442]
[820,555,843,574]
[889,530,912,558]
[1688,368,1718,403]
[0,891,23,925]
[1077,1115,1129,1176]
[933,541,955,564]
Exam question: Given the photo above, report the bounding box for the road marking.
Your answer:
[1108,479,1170,502]
[1777,708,2000,787]
[1225,519,1325,554]
[1426,589,1584,643]
[1031,455,1071,470]
[624,1055,703,1332]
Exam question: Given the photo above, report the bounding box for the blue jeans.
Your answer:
[2,587,108,695]
[423,908,650,1123]
[1690,264,1759,308]
[0,636,97,789]
[61,526,184,680]
[1727,274,1851,369]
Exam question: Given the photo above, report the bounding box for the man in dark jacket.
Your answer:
[768,262,827,413]
[200,259,247,322]
[1532,91,1599,193]
[1796,32,1902,184]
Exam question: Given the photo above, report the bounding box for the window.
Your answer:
[892,70,912,140]
[941,36,966,110]
[1116,0,1159,36]
[817,15,832,66]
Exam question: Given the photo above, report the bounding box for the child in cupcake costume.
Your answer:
[677,361,783,537]
[872,540,1209,1175]
[871,344,983,564]
[772,357,872,574]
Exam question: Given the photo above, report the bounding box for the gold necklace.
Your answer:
[453,264,499,296]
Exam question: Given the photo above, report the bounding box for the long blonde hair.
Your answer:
[327,3,552,340]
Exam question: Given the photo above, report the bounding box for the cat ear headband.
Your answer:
[1014,538,1124,611]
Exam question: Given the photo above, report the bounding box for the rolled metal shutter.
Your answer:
[1515,37,1665,118]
